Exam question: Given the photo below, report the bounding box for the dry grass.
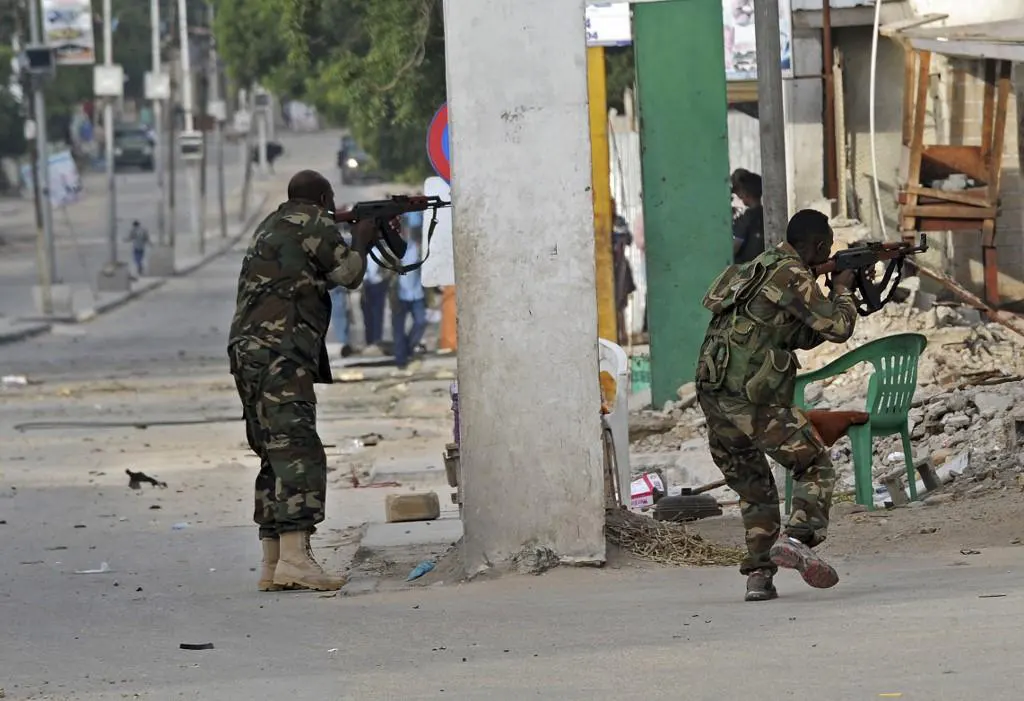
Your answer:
[605,508,744,567]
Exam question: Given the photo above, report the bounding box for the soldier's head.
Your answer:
[287,169,335,213]
[786,209,833,266]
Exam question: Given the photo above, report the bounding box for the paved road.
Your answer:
[0,132,338,322]
[5,139,1022,700]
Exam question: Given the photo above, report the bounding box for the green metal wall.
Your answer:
[633,0,734,406]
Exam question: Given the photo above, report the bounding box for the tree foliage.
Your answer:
[212,0,636,181]
[214,0,447,180]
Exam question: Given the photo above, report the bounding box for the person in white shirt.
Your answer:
[360,253,389,351]
[391,227,427,370]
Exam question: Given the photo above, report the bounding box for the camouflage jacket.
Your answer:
[696,242,857,406]
[228,200,366,383]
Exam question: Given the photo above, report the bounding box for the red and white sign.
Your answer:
[630,472,664,510]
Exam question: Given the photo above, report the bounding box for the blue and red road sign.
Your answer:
[426,102,450,184]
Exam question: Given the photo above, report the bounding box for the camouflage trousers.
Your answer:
[697,390,835,574]
[230,344,327,541]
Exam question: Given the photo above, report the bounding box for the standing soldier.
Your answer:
[695,209,858,602]
[228,169,377,592]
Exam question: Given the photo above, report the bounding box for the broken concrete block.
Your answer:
[676,381,697,409]
[385,492,441,523]
[973,391,1015,420]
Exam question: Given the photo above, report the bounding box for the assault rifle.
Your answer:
[813,234,929,316]
[331,195,451,274]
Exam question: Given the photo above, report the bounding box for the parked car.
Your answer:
[113,125,154,171]
[337,135,372,184]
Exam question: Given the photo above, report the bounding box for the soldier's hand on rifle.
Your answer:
[349,219,378,253]
[832,268,857,293]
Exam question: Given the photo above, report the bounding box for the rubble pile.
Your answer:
[629,262,1024,502]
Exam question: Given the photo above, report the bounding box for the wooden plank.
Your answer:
[900,50,931,238]
[922,145,987,182]
[988,60,1013,202]
[901,48,916,145]
[981,60,996,165]
[904,185,991,208]
[903,204,998,219]
[917,217,993,232]
[981,218,1000,307]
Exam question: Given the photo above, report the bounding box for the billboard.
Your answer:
[724,0,793,81]
[584,1,793,80]
[41,0,96,66]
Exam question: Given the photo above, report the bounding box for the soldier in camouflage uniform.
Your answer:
[228,169,377,592]
[695,209,859,602]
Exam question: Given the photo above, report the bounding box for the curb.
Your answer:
[0,321,54,346]
[73,278,169,323]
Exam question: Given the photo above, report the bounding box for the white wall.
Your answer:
[443,0,606,575]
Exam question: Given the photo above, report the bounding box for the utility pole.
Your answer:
[150,0,166,245]
[102,0,118,268]
[239,88,255,222]
[26,0,56,314]
[177,0,202,254]
[754,0,789,246]
[256,85,268,174]
[208,3,227,239]
[167,0,177,251]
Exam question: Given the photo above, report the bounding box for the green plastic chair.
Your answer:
[784,332,929,513]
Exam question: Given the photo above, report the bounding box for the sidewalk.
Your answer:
[0,173,283,344]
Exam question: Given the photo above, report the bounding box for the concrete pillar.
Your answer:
[443,0,605,574]
[785,28,826,212]
[634,0,733,407]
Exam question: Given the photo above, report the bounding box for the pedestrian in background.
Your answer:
[330,287,353,358]
[125,220,150,277]
[731,169,765,264]
[391,225,427,370]
[360,253,389,353]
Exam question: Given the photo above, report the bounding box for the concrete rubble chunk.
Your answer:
[972,391,1015,420]
[385,492,441,523]
[675,382,697,410]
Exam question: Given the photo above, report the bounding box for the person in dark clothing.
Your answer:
[611,205,636,346]
[731,170,765,264]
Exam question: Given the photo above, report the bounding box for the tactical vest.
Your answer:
[696,247,802,406]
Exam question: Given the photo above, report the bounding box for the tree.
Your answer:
[214,0,447,180]
[212,0,632,181]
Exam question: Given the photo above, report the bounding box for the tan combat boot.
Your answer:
[273,530,347,591]
[258,538,286,592]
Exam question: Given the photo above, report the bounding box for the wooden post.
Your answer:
[440,285,458,351]
[588,45,617,342]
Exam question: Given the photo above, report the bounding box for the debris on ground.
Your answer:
[604,508,743,566]
[179,642,215,651]
[407,560,436,581]
[1,375,28,387]
[74,562,111,574]
[126,469,168,489]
